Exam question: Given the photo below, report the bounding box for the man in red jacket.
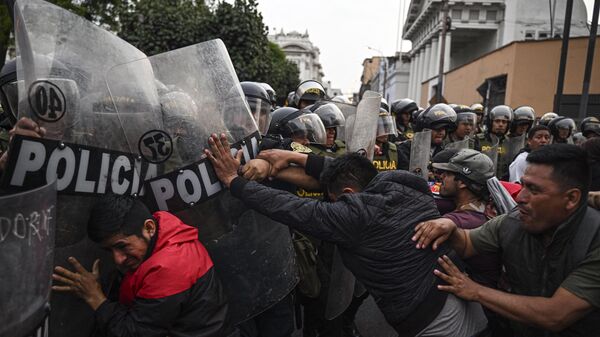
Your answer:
[52,195,231,337]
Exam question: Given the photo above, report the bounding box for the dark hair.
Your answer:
[87,194,154,243]
[526,144,590,197]
[453,173,490,201]
[320,153,378,196]
[527,125,550,139]
[580,137,600,163]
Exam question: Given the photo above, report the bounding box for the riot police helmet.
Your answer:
[581,117,600,138]
[539,112,558,126]
[390,98,418,119]
[549,116,576,139]
[294,80,326,108]
[470,103,484,116]
[241,81,272,134]
[259,82,277,108]
[415,103,457,132]
[286,91,296,107]
[486,105,513,131]
[311,102,345,129]
[377,108,398,137]
[511,106,535,133]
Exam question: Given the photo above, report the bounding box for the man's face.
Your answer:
[558,128,570,140]
[491,119,508,135]
[376,134,389,145]
[528,130,550,150]
[326,127,336,147]
[516,164,573,234]
[430,127,446,145]
[439,171,459,198]
[401,112,411,126]
[476,113,483,125]
[514,123,529,137]
[455,122,473,139]
[101,221,156,273]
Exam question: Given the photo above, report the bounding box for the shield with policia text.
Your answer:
[0,181,56,337]
[9,1,159,336]
[106,39,298,324]
[481,135,500,176]
[409,130,432,180]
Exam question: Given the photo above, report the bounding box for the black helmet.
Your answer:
[285,91,296,107]
[294,80,326,107]
[381,97,390,112]
[311,102,345,129]
[259,82,277,107]
[412,107,424,122]
[548,116,576,139]
[539,112,558,126]
[415,103,457,132]
[511,106,535,132]
[581,117,600,138]
[377,109,398,137]
[486,105,513,130]
[450,105,476,129]
[241,81,273,134]
[267,107,303,136]
[0,59,18,125]
[390,98,418,116]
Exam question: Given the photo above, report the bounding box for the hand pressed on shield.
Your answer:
[434,255,482,302]
[412,217,457,250]
[52,257,106,311]
[242,159,272,181]
[205,133,243,188]
[0,117,47,171]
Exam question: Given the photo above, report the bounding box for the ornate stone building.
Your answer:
[269,29,324,83]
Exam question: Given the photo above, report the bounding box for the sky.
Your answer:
[256,0,598,95]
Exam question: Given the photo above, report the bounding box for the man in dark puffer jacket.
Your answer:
[206,134,487,337]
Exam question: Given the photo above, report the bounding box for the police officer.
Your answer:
[241,81,273,135]
[390,98,417,142]
[397,103,457,171]
[306,102,346,157]
[470,103,485,134]
[509,106,535,138]
[538,111,558,126]
[445,105,476,149]
[474,105,512,180]
[294,80,327,110]
[260,82,278,110]
[581,117,600,139]
[548,116,576,144]
[373,108,399,171]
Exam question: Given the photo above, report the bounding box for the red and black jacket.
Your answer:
[94,211,231,337]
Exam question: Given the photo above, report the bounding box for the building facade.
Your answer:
[402,0,590,105]
[269,29,324,84]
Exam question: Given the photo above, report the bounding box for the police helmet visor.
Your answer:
[314,103,345,129]
[285,113,327,145]
[583,122,600,137]
[554,118,576,132]
[0,81,18,122]
[295,81,325,104]
[377,114,398,137]
[246,97,272,135]
[457,112,476,125]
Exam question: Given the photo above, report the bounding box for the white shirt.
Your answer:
[509,151,529,183]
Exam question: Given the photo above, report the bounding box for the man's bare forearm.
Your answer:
[276,167,320,190]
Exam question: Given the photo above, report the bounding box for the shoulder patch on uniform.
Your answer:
[291,142,312,153]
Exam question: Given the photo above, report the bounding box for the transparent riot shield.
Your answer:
[14,1,153,336]
[107,40,297,324]
[0,181,56,337]
[445,138,470,150]
[481,135,500,176]
[506,134,526,163]
[330,100,358,143]
[324,246,356,320]
[409,130,432,180]
[345,91,381,161]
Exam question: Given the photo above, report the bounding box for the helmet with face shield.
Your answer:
[267,107,327,145]
[377,108,398,138]
[241,81,272,135]
[581,117,600,138]
[294,80,326,108]
[548,116,576,141]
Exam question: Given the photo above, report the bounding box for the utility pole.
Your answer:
[436,0,449,103]
[578,0,599,120]
[553,0,573,113]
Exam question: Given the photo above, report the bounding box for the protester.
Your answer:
[508,125,551,183]
[413,144,600,336]
[205,134,488,337]
[52,194,232,336]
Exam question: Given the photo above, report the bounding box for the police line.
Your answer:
[1,132,261,212]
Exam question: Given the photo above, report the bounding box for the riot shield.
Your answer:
[0,181,56,337]
[487,177,517,214]
[106,40,297,324]
[409,130,432,180]
[445,138,469,150]
[345,91,381,161]
[324,246,356,320]
[331,100,358,143]
[481,135,500,176]
[506,134,526,163]
[14,1,154,336]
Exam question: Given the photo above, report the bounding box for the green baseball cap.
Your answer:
[432,149,494,184]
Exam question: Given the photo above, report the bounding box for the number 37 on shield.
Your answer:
[28,80,67,122]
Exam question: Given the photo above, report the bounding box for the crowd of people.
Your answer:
[2,68,600,337]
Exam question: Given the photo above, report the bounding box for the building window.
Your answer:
[524,30,535,40]
[486,10,497,21]
[452,9,462,20]
[469,10,479,21]
[538,31,550,39]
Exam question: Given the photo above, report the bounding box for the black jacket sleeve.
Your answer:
[396,141,411,171]
[94,268,230,337]
[230,177,367,246]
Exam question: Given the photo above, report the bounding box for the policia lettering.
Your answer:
[372,160,397,171]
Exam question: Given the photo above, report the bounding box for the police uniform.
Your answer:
[443,133,476,150]
[475,133,510,180]
[372,142,398,172]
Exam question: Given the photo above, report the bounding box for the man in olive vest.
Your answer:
[413,144,600,336]
[475,105,513,180]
